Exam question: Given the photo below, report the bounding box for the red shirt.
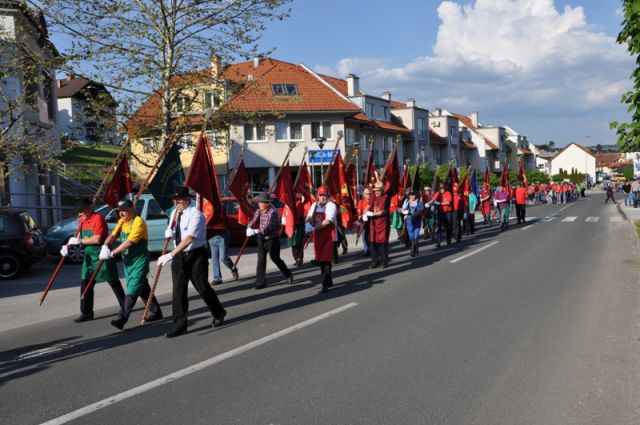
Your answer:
[434,191,453,213]
[515,187,528,204]
[80,212,108,242]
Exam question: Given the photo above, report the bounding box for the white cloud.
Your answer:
[314,0,633,145]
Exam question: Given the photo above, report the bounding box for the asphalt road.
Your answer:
[1,193,638,425]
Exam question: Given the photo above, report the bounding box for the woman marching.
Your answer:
[401,190,424,257]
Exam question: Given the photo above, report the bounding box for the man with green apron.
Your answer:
[100,199,163,330]
[64,198,124,323]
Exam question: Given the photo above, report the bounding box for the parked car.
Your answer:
[45,194,170,263]
[0,209,47,279]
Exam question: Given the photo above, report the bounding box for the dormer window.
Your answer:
[272,84,298,96]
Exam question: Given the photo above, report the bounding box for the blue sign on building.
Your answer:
[307,149,340,164]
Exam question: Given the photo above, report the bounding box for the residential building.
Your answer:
[596,152,633,179]
[56,74,117,144]
[504,126,536,170]
[0,1,61,225]
[550,143,596,182]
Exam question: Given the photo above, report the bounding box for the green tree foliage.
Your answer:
[525,170,550,184]
[623,164,635,180]
[610,1,640,151]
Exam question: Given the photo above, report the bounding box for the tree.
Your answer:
[39,0,292,151]
[610,1,640,151]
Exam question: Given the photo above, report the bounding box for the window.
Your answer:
[204,91,217,109]
[311,121,332,139]
[417,118,427,140]
[271,84,298,96]
[135,200,145,216]
[146,199,167,221]
[206,130,223,147]
[175,96,188,113]
[290,122,302,140]
[365,102,374,117]
[275,122,302,141]
[383,106,390,121]
[178,133,192,150]
[244,124,265,142]
[346,128,356,145]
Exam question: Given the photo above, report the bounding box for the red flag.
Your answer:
[185,133,225,235]
[518,161,527,187]
[325,155,341,198]
[382,148,400,196]
[228,158,256,225]
[337,156,356,228]
[345,163,357,201]
[363,150,377,189]
[274,161,296,238]
[500,162,512,199]
[294,161,315,207]
[102,158,133,208]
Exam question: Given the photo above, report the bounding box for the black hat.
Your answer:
[253,193,273,203]
[172,187,191,199]
[116,198,134,210]
[74,198,93,212]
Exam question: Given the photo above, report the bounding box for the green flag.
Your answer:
[148,144,185,211]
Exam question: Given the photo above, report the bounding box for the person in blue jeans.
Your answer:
[208,229,239,286]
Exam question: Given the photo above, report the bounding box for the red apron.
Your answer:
[369,195,389,244]
[481,189,492,215]
[313,208,335,262]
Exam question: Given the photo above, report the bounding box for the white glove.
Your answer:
[246,228,256,237]
[305,222,314,234]
[99,245,112,260]
[60,245,68,256]
[67,237,80,245]
[362,215,368,222]
[157,253,173,266]
[366,211,374,217]
[402,209,409,215]
[281,216,286,225]
[164,228,174,239]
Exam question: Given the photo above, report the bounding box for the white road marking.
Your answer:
[450,241,499,263]
[522,224,534,231]
[541,216,557,222]
[39,302,359,425]
[586,216,599,222]
[562,216,577,222]
[552,203,574,216]
[610,217,622,222]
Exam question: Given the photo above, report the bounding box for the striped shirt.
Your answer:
[248,205,280,239]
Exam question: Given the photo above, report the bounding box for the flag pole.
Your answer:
[39,140,130,306]
[292,148,308,190]
[81,134,179,301]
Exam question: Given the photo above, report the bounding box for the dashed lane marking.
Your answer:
[585,216,599,222]
[561,216,577,222]
[450,241,499,263]
[610,217,622,222]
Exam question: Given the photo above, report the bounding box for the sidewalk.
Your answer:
[618,201,640,223]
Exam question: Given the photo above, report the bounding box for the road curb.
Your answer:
[616,203,640,256]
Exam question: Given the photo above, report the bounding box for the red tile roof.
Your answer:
[429,130,448,145]
[221,61,360,113]
[485,140,499,150]
[596,152,626,167]
[375,119,412,133]
[390,100,407,109]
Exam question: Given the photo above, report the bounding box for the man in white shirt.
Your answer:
[157,187,226,338]
[305,186,337,293]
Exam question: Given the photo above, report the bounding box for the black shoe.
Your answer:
[146,312,163,322]
[369,262,380,269]
[165,328,187,338]
[255,283,266,290]
[231,268,239,281]
[363,252,371,257]
[381,261,389,268]
[287,274,295,285]
[310,260,319,266]
[212,310,227,328]
[74,314,94,323]
[320,284,330,293]
[110,318,126,330]
[210,280,223,286]
[436,243,441,248]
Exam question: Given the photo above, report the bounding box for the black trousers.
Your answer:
[437,212,453,245]
[371,242,389,265]
[465,213,475,235]
[256,237,291,287]
[515,203,526,223]
[81,278,125,316]
[116,279,162,322]
[170,247,225,332]
[320,261,333,289]
[453,211,464,242]
[291,245,304,263]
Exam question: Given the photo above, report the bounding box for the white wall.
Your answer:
[550,144,596,180]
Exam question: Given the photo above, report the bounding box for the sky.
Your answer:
[252,0,633,148]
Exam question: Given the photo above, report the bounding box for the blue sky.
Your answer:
[253,0,632,147]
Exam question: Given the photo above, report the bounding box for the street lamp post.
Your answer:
[353,142,360,195]
[309,151,316,187]
[314,137,326,181]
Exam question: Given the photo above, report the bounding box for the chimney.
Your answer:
[471,111,478,127]
[247,74,254,82]
[406,98,416,108]
[436,108,443,116]
[210,54,222,79]
[253,57,260,69]
[381,91,391,101]
[346,74,359,97]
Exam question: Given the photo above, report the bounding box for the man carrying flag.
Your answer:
[365,182,391,268]
[515,162,528,224]
[305,185,337,293]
